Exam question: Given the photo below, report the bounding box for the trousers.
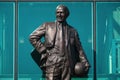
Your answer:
[45,62,71,80]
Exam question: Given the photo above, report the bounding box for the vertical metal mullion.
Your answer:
[14,0,18,80]
[93,0,97,80]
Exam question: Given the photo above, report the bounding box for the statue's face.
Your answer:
[56,7,67,23]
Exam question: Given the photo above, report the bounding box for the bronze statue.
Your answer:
[29,4,90,80]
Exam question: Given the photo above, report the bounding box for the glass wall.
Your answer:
[18,2,93,80]
[96,2,120,80]
[0,2,14,80]
[0,1,120,80]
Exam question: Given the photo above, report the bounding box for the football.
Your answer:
[74,62,85,76]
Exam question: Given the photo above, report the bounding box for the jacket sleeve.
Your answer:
[29,23,46,54]
[74,31,90,67]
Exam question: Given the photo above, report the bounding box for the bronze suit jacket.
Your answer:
[29,22,90,75]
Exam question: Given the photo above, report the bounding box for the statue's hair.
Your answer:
[56,4,70,17]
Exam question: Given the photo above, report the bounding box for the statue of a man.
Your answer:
[29,4,90,80]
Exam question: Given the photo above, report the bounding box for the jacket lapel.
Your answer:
[46,22,57,47]
[66,25,70,47]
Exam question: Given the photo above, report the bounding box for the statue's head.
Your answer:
[56,4,70,23]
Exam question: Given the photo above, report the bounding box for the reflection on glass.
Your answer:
[0,2,14,80]
[96,2,120,80]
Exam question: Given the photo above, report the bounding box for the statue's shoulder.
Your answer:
[43,22,56,30]
[44,22,56,26]
[68,24,77,32]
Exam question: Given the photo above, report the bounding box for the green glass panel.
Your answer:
[0,2,15,80]
[18,2,93,80]
[96,2,120,80]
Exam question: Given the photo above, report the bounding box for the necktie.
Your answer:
[58,23,65,56]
